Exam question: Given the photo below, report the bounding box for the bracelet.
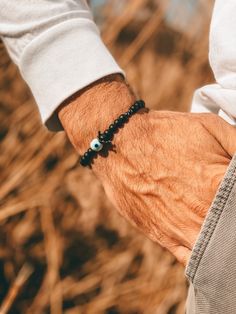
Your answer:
[80,99,145,167]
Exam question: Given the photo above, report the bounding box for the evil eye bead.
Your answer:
[90,138,103,152]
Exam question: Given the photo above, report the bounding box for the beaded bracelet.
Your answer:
[80,99,145,167]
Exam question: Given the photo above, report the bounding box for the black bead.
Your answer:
[104,129,111,136]
[114,118,123,127]
[138,100,145,108]
[80,156,88,166]
[132,102,140,112]
[88,148,96,157]
[84,152,90,158]
[109,123,116,132]
[119,114,127,123]
[104,130,112,140]
[129,104,134,110]
[92,150,96,156]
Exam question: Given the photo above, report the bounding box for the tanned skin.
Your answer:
[58,74,236,266]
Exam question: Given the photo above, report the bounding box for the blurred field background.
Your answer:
[0,0,214,313]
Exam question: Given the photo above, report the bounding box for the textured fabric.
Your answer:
[185,154,236,313]
[1,0,236,131]
[191,0,236,126]
[1,0,236,130]
[0,0,124,130]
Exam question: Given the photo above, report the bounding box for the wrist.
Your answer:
[58,74,136,155]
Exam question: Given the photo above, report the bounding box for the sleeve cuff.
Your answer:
[19,18,125,131]
[191,84,236,125]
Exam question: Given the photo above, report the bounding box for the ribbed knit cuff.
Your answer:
[19,19,125,131]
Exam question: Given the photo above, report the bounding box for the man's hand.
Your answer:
[58,75,236,266]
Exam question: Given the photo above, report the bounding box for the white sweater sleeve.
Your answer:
[0,0,124,131]
[191,0,236,125]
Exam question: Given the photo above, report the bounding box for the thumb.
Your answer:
[201,113,236,157]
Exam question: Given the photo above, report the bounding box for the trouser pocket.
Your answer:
[185,154,236,314]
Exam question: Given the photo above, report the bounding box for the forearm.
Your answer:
[57,74,136,155]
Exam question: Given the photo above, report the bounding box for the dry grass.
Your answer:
[0,1,214,313]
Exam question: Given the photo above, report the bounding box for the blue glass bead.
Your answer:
[90,138,103,152]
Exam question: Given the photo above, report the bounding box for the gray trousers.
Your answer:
[185,154,236,314]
